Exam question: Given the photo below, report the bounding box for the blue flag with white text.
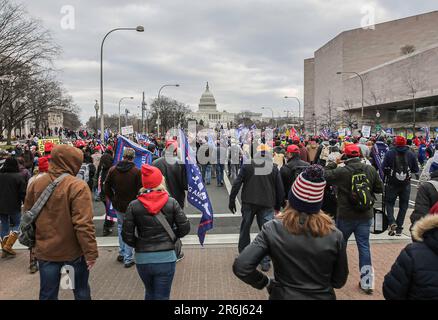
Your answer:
[113,135,153,168]
[179,129,214,245]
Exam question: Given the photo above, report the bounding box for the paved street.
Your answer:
[0,241,409,300]
[1,168,417,300]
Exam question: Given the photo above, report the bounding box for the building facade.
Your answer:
[189,82,235,129]
[304,10,438,137]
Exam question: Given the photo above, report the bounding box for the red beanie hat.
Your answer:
[44,142,54,153]
[38,157,49,172]
[395,136,407,147]
[141,164,163,189]
[344,144,360,157]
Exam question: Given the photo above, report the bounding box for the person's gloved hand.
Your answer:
[229,200,236,214]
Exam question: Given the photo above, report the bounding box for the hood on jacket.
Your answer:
[137,191,169,215]
[116,160,135,173]
[395,146,409,153]
[49,145,83,177]
[412,215,438,254]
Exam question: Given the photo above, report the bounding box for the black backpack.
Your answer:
[390,152,411,185]
[346,166,375,212]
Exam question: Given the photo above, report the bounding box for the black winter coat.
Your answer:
[324,158,383,220]
[153,157,188,209]
[280,156,310,201]
[230,159,284,210]
[383,214,438,300]
[411,171,438,225]
[233,218,349,300]
[0,172,26,215]
[122,197,190,252]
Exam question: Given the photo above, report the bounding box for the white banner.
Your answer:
[121,125,134,136]
[362,125,371,138]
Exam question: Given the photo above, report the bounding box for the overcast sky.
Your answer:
[18,0,438,123]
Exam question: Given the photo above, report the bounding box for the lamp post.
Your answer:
[157,84,180,136]
[337,71,365,123]
[261,107,274,127]
[141,91,147,134]
[94,100,99,134]
[100,26,144,141]
[284,96,302,133]
[118,96,134,132]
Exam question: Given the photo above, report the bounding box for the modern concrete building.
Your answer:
[304,10,438,137]
[189,82,235,129]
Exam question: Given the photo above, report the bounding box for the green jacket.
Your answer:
[324,158,383,220]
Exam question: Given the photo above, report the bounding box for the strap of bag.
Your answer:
[155,212,177,243]
[29,173,69,217]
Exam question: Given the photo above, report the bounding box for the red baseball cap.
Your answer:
[286,145,300,154]
[165,139,178,151]
[344,144,360,157]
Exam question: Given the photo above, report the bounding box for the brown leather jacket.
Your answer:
[24,145,98,262]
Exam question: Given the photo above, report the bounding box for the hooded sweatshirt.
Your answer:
[24,145,98,262]
[137,190,169,215]
[104,160,142,213]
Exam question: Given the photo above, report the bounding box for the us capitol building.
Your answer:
[189,82,235,129]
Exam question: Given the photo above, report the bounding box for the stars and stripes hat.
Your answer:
[288,165,326,214]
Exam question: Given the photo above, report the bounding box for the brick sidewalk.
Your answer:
[0,241,408,300]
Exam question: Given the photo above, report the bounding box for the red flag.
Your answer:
[289,127,297,139]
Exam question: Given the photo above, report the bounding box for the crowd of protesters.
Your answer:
[1,127,438,301]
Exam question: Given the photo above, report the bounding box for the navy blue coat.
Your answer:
[383,215,438,300]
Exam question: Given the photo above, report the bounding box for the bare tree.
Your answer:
[404,69,427,133]
[318,96,338,132]
[339,99,359,130]
[150,96,192,134]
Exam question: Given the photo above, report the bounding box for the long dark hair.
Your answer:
[1,157,19,173]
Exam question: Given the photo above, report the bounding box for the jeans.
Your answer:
[136,262,176,300]
[38,256,91,300]
[239,203,274,266]
[216,164,224,185]
[336,218,373,288]
[229,164,239,180]
[201,164,211,184]
[0,213,21,238]
[385,183,411,232]
[116,211,134,264]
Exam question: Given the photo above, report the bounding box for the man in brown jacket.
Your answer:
[24,145,98,300]
[104,148,142,267]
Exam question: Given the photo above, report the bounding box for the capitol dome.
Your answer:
[198,82,217,111]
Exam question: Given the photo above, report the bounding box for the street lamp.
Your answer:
[157,84,180,135]
[94,100,99,134]
[261,107,275,127]
[118,96,134,132]
[100,26,144,141]
[337,71,365,122]
[284,96,302,133]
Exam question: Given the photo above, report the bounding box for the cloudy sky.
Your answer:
[18,0,438,123]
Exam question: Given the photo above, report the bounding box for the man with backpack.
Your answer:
[325,143,383,295]
[382,136,419,236]
[280,144,309,201]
